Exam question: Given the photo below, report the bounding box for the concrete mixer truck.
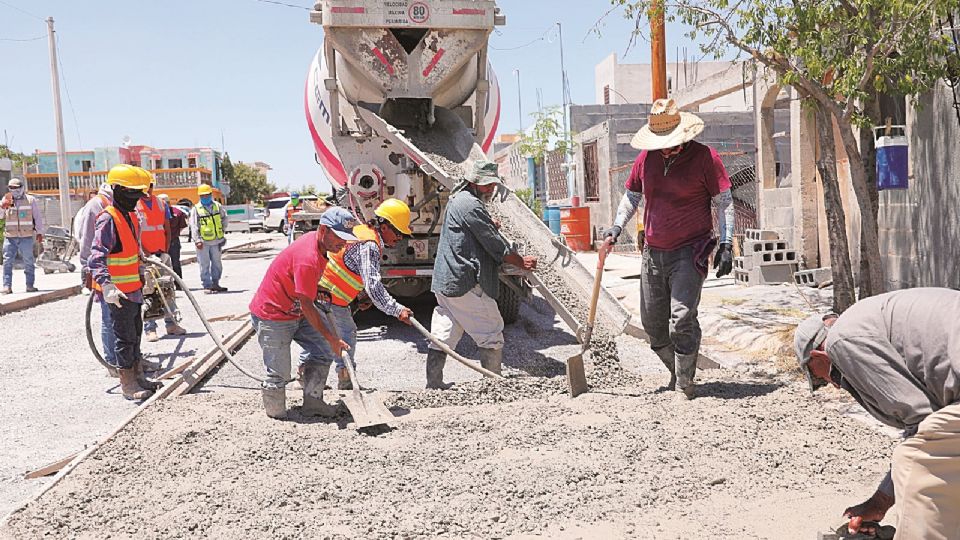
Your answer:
[303,0,528,321]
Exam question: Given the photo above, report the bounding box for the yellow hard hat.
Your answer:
[140,168,156,187]
[374,198,412,235]
[197,184,213,196]
[106,164,148,190]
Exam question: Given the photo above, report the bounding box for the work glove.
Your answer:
[604,225,622,243]
[101,282,127,308]
[81,267,92,289]
[713,242,733,278]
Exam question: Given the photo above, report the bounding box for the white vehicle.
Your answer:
[248,207,266,232]
[263,195,319,234]
[304,1,524,318]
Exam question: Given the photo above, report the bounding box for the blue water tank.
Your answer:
[546,206,562,235]
[875,131,908,190]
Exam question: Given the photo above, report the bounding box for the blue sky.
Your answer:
[0,0,698,191]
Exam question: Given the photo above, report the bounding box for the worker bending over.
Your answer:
[249,207,356,420]
[427,160,537,389]
[318,198,414,389]
[88,166,157,400]
[137,176,186,341]
[605,98,735,399]
[189,184,228,294]
[795,288,960,539]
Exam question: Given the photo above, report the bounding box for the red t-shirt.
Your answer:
[625,141,732,250]
[249,231,327,321]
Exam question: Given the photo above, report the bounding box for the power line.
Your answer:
[0,0,43,20]
[0,35,44,42]
[251,0,311,10]
[490,25,556,51]
[55,34,83,149]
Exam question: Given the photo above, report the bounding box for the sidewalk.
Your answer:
[576,250,833,371]
[0,232,277,315]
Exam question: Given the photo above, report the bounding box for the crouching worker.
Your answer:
[88,165,158,400]
[249,207,357,419]
[318,198,415,389]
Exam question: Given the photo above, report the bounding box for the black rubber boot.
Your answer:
[425,349,453,390]
[675,351,698,400]
[478,347,502,375]
[262,387,287,419]
[301,363,338,417]
[653,345,676,390]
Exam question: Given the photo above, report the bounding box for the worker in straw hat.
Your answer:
[794,288,960,538]
[603,98,735,399]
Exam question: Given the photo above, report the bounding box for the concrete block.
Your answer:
[734,256,752,271]
[744,229,779,241]
[743,240,789,255]
[794,267,832,287]
[750,264,798,284]
[734,268,751,286]
[753,249,798,265]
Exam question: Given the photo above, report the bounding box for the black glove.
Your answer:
[714,242,733,278]
[604,225,622,243]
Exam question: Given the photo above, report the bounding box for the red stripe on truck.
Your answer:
[371,47,395,76]
[452,8,485,15]
[422,48,445,77]
[331,7,365,13]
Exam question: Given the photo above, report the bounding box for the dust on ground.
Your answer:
[2,371,895,540]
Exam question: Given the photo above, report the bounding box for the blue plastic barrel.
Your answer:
[875,129,908,190]
[546,206,562,235]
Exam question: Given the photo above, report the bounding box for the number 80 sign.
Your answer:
[408,1,430,23]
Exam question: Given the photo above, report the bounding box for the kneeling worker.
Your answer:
[794,287,960,538]
[427,160,537,389]
[249,207,357,419]
[318,199,415,389]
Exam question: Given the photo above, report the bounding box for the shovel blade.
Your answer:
[340,390,394,429]
[566,352,588,398]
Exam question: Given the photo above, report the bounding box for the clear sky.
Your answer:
[0,0,698,192]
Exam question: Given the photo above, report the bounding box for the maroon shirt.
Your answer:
[625,141,732,250]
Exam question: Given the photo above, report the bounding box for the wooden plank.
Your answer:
[0,285,82,316]
[157,358,197,380]
[170,321,254,397]
[23,452,81,480]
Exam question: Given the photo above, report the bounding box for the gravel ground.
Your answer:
[0,235,283,518]
[2,374,896,539]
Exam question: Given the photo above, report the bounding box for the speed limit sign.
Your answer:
[408,1,430,23]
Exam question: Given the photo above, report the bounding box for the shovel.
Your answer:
[566,238,614,397]
[321,310,394,430]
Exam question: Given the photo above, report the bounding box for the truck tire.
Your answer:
[279,220,288,235]
[497,283,521,325]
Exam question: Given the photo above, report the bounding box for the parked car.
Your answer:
[248,207,266,232]
[263,195,319,234]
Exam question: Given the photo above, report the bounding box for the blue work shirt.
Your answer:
[431,190,511,299]
[88,209,144,304]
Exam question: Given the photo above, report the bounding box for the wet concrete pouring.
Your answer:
[2,226,901,538]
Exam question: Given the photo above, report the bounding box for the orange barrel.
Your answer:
[559,206,592,252]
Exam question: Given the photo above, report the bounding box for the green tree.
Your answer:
[613,0,955,310]
[227,162,276,205]
[0,146,37,171]
[514,187,543,218]
[518,107,571,164]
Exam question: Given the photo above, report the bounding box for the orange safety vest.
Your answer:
[102,206,143,294]
[318,224,381,306]
[136,195,167,254]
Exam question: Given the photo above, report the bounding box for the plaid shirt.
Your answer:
[341,240,403,317]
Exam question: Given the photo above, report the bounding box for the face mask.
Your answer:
[113,187,143,212]
[9,187,24,198]
[200,195,213,206]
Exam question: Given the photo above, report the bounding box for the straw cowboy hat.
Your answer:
[630,98,705,151]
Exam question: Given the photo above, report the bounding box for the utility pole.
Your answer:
[46,17,71,227]
[650,1,668,100]
[556,22,574,200]
[513,69,522,134]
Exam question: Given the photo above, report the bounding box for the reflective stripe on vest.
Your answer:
[195,202,224,241]
[5,197,35,237]
[317,225,381,307]
[103,206,143,293]
[137,196,167,254]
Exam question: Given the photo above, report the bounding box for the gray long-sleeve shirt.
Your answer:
[188,202,227,246]
[432,190,511,299]
[74,185,112,266]
[826,287,960,496]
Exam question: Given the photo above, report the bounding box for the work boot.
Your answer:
[300,363,338,417]
[0,287,11,295]
[145,328,160,342]
[675,351,698,400]
[118,368,154,401]
[478,347,503,375]
[135,359,161,391]
[425,349,453,390]
[337,367,352,390]
[653,346,676,390]
[213,284,228,292]
[26,286,38,293]
[165,322,187,336]
[262,387,287,419]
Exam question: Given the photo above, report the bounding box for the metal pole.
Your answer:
[556,22,573,199]
[47,17,71,228]
[650,1,668,100]
[513,68,522,133]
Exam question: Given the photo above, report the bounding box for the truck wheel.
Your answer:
[280,220,288,235]
[497,284,521,325]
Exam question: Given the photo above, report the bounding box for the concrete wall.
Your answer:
[878,82,960,289]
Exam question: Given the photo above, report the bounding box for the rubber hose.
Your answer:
[84,292,113,371]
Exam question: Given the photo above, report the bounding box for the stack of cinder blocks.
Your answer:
[733,229,799,286]
[794,267,833,287]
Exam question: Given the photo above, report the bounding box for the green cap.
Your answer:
[467,159,504,186]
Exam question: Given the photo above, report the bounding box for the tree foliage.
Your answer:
[612,0,956,304]
[514,187,544,218]
[518,107,572,164]
[0,145,37,171]
[227,161,276,205]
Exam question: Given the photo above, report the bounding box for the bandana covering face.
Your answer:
[113,186,144,212]
[200,195,213,206]
[9,187,24,198]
